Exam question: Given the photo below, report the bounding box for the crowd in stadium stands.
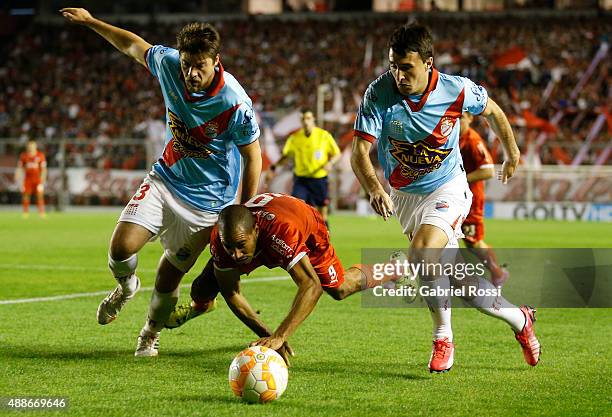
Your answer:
[0,14,609,168]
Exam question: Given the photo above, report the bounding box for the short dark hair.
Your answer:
[389,23,433,62]
[218,205,255,239]
[300,108,314,116]
[176,22,221,58]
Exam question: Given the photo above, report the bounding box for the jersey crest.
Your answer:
[440,117,455,138]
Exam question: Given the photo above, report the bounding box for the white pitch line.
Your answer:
[0,263,157,274]
[0,276,289,305]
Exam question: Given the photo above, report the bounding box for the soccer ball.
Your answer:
[228,346,288,403]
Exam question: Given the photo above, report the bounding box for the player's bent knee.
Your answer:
[191,260,221,304]
[108,244,135,262]
[325,286,347,301]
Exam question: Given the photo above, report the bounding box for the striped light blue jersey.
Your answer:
[145,45,260,212]
[354,69,488,194]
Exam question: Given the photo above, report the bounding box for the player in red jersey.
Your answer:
[164,193,396,362]
[459,112,508,287]
[15,140,47,218]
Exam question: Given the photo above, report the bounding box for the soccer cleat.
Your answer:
[429,338,455,373]
[164,299,217,329]
[96,276,141,325]
[394,275,419,304]
[135,329,160,357]
[491,267,510,288]
[514,305,541,366]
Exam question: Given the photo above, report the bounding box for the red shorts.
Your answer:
[310,242,345,288]
[23,178,42,195]
[462,220,485,244]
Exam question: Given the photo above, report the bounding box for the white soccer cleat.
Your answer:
[96,276,140,325]
[135,329,160,357]
[389,251,418,303]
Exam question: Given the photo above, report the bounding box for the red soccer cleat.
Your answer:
[514,305,541,366]
[428,338,455,373]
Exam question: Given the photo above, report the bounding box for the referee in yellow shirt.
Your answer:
[268,109,341,228]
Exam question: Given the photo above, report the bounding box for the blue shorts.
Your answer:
[292,176,329,207]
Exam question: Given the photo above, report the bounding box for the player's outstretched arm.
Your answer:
[481,98,520,184]
[215,266,273,338]
[60,8,151,68]
[351,137,394,219]
[466,166,494,183]
[238,140,263,203]
[215,265,295,365]
[252,256,323,351]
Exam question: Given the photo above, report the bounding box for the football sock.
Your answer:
[108,253,139,295]
[463,278,526,331]
[421,276,453,341]
[22,198,30,213]
[145,287,180,333]
[353,263,400,288]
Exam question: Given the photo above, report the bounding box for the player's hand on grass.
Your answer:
[60,8,94,25]
[276,342,295,367]
[250,335,285,351]
[369,189,394,220]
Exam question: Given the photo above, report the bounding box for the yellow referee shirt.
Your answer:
[282,127,340,179]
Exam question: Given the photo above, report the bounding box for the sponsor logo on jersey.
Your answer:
[168,109,215,159]
[270,234,293,258]
[389,138,452,182]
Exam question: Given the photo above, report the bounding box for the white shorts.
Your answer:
[118,171,218,273]
[390,174,473,248]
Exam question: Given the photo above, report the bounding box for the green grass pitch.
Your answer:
[0,212,610,417]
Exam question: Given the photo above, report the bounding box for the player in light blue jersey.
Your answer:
[352,23,540,372]
[61,8,262,356]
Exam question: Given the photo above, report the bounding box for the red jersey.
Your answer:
[210,193,342,285]
[459,128,493,224]
[19,151,46,183]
